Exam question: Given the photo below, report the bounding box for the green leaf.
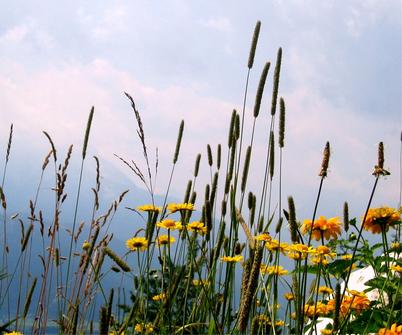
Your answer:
[364,277,398,295]
[327,259,354,279]
[346,308,387,334]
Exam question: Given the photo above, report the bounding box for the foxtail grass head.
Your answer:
[248,21,261,69]
[270,47,282,116]
[287,196,299,243]
[173,120,184,164]
[207,144,213,167]
[6,123,13,163]
[319,141,330,177]
[373,141,390,176]
[253,62,270,118]
[279,97,285,148]
[194,153,201,177]
[343,202,349,232]
[82,106,94,160]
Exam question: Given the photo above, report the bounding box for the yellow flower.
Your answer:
[134,322,154,334]
[82,240,91,251]
[287,243,309,260]
[301,216,342,241]
[4,332,24,335]
[187,221,207,234]
[320,329,333,335]
[167,203,194,213]
[311,256,329,266]
[391,264,402,273]
[156,235,175,246]
[192,279,209,287]
[391,241,401,250]
[318,286,333,295]
[274,320,285,327]
[126,236,148,251]
[137,204,161,213]
[255,314,270,324]
[304,301,331,318]
[152,292,166,301]
[341,254,353,260]
[347,289,366,298]
[260,265,289,276]
[310,246,336,265]
[265,239,289,255]
[220,255,243,263]
[284,292,295,301]
[378,323,402,335]
[267,319,285,327]
[255,233,272,242]
[363,206,400,234]
[156,219,182,230]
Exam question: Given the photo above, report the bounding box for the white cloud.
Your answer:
[0,21,54,50]
[77,6,128,40]
[199,17,233,32]
[0,59,233,196]
[1,24,29,43]
[0,0,399,220]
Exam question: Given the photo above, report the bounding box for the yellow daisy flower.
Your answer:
[187,221,207,234]
[192,279,209,287]
[255,233,272,242]
[260,265,289,276]
[134,322,154,334]
[126,236,148,251]
[167,203,194,213]
[156,235,175,246]
[220,255,243,263]
[287,243,309,260]
[284,292,295,301]
[318,286,333,295]
[156,219,182,230]
[152,292,166,301]
[137,204,161,213]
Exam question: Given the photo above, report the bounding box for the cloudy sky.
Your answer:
[0,0,401,224]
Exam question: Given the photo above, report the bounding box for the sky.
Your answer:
[0,0,401,230]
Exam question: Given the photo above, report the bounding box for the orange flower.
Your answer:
[301,216,342,240]
[328,291,370,317]
[378,323,402,335]
[363,207,400,234]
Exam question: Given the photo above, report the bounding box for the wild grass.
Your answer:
[0,21,401,335]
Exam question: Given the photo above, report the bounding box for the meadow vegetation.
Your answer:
[0,21,401,335]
